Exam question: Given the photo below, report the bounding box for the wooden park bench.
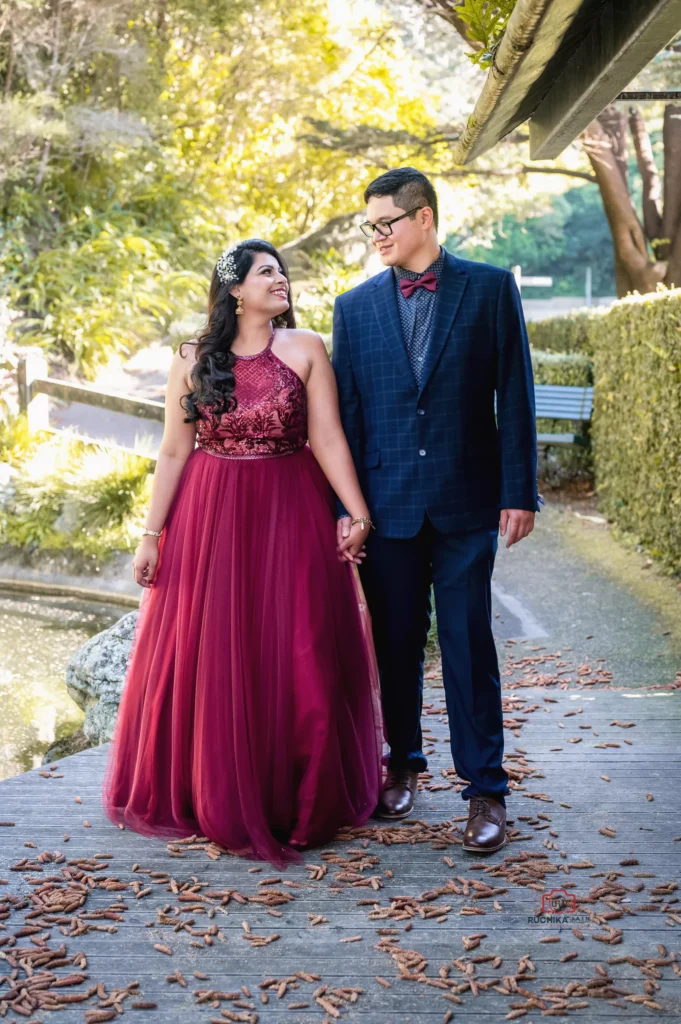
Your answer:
[534,383,593,447]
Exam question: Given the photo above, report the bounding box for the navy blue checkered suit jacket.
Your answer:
[332,250,539,538]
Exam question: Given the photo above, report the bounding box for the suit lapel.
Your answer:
[370,269,418,394]
[418,252,469,397]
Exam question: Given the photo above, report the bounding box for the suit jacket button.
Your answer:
[419,449,426,457]
[417,408,425,415]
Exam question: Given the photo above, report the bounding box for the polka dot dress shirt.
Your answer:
[393,246,446,387]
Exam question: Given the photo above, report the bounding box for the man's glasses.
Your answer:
[359,207,425,238]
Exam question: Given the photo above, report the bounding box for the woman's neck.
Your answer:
[232,316,274,355]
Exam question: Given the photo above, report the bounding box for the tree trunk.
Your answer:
[2,28,14,100]
[629,107,663,254]
[662,105,681,288]
[598,106,629,189]
[582,107,665,297]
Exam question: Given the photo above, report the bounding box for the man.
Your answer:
[332,167,541,853]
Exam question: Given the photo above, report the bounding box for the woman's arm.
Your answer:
[330,296,364,518]
[132,344,198,587]
[305,333,372,563]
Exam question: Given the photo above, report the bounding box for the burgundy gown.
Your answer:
[102,329,385,866]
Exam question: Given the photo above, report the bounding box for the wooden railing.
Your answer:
[17,349,164,459]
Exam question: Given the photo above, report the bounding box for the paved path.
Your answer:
[489,496,681,689]
[48,342,170,456]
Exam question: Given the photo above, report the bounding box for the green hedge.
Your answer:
[529,290,681,573]
[590,289,681,574]
[527,307,607,355]
[531,350,592,386]
[530,350,593,482]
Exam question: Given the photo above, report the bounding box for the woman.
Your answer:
[102,239,384,866]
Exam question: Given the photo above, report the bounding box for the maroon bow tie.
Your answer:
[399,271,438,299]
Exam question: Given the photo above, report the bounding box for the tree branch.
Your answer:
[628,106,663,252]
[411,0,484,50]
[441,165,598,183]
[299,119,465,155]
[2,27,15,100]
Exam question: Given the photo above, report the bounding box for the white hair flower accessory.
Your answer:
[215,245,239,285]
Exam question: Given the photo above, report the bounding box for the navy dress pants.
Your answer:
[358,514,510,808]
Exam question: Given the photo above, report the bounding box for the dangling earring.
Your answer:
[235,295,244,315]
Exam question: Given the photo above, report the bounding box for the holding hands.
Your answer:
[336,515,371,565]
[336,508,536,564]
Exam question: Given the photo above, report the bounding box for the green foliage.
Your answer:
[531,350,592,387]
[455,0,518,67]
[448,185,617,299]
[0,0,440,377]
[0,409,48,467]
[0,416,154,559]
[2,206,207,377]
[527,307,608,356]
[589,288,681,575]
[530,290,681,570]
[294,250,366,336]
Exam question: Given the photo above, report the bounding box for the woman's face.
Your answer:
[232,252,290,317]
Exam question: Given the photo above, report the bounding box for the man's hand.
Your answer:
[337,515,352,548]
[499,509,535,548]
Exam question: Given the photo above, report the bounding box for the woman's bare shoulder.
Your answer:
[279,327,323,341]
[277,328,328,355]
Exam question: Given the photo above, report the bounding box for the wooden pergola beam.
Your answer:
[529,0,681,159]
[451,0,583,165]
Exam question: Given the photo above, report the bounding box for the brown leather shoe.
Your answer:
[462,796,507,852]
[374,768,419,820]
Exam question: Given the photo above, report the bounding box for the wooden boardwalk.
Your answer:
[2,652,681,1022]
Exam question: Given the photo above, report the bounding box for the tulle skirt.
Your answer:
[102,445,385,866]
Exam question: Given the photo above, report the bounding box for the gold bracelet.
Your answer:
[350,516,375,531]
[142,528,163,537]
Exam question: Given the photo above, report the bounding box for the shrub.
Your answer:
[590,288,681,574]
[530,288,681,573]
[0,417,154,559]
[532,350,592,386]
[527,306,607,355]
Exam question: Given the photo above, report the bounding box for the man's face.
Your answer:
[366,195,429,267]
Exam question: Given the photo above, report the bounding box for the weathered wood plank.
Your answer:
[2,685,680,1023]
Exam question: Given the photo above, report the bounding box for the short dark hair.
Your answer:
[363,167,439,230]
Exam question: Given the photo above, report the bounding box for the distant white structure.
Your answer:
[521,296,616,322]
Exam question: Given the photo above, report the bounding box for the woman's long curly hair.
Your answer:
[180,239,296,423]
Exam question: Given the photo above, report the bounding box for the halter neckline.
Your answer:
[233,326,275,360]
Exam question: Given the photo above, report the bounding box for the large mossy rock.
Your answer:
[65,609,138,743]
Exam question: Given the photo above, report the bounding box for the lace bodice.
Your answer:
[194,331,308,459]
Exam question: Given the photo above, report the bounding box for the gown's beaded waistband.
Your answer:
[196,442,306,460]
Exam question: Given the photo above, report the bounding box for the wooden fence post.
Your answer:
[16,349,49,434]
